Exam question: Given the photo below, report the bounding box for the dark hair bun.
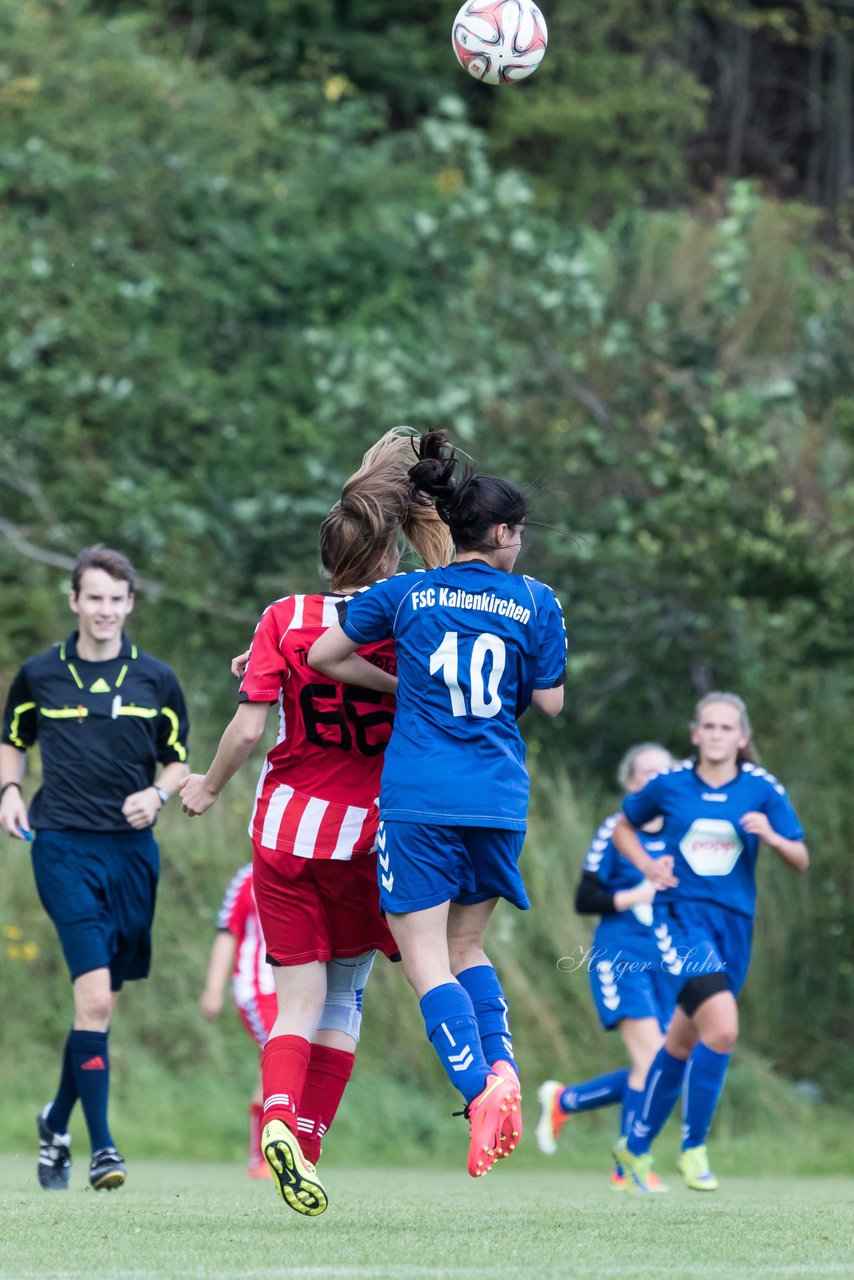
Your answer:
[408,431,526,554]
[409,430,458,504]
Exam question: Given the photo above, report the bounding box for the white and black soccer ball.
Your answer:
[452,0,548,86]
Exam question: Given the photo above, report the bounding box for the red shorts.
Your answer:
[252,842,396,966]
[236,994,278,1050]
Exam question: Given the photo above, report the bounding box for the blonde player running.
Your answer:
[612,693,808,1193]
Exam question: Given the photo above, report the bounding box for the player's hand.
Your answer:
[180,773,220,817]
[644,854,678,889]
[740,811,777,846]
[199,990,223,1020]
[614,878,657,913]
[0,789,31,840]
[231,649,250,681]
[122,787,161,829]
[631,878,658,905]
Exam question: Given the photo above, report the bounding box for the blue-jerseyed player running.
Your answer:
[611,692,809,1193]
[536,743,679,1189]
[309,431,566,1178]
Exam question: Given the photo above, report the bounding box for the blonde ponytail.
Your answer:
[320,428,453,592]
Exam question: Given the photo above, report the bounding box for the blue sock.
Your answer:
[420,983,491,1104]
[628,1048,686,1155]
[455,965,516,1072]
[69,1030,114,1152]
[46,1032,79,1134]
[681,1043,731,1149]
[559,1068,629,1115]
[621,1085,644,1139]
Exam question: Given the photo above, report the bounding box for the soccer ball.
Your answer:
[452,0,548,86]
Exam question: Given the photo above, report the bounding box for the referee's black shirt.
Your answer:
[1,632,189,833]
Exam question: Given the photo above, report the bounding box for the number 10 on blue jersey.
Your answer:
[430,631,506,719]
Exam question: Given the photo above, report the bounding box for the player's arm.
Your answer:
[529,584,566,718]
[308,622,397,695]
[614,879,656,910]
[575,872,656,915]
[180,701,271,817]
[611,816,678,889]
[574,872,617,915]
[740,811,809,872]
[0,743,30,840]
[1,666,36,840]
[531,686,564,717]
[199,931,236,1020]
[232,649,250,681]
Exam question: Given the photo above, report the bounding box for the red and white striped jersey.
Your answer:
[217,864,276,1007]
[239,593,396,861]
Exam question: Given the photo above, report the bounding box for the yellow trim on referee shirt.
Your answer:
[160,706,188,761]
[8,701,36,747]
[115,706,158,719]
[40,707,89,719]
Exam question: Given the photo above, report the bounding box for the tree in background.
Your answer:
[86,0,853,213]
[1,4,851,748]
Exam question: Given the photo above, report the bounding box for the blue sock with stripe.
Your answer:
[69,1030,114,1153]
[621,1085,644,1138]
[628,1048,686,1155]
[420,983,491,1104]
[46,1031,79,1135]
[681,1043,731,1149]
[455,965,517,1072]
[559,1068,629,1115]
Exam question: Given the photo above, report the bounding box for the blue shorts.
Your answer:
[32,829,159,989]
[377,820,529,914]
[588,927,678,1033]
[654,899,754,1001]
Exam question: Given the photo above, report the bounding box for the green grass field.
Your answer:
[2,1157,852,1280]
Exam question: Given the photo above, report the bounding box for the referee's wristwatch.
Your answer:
[154,785,170,805]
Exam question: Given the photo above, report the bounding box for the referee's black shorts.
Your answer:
[32,829,159,989]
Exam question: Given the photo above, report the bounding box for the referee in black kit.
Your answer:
[0,546,189,1191]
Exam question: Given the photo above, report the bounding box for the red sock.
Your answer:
[248,1102,264,1167]
[261,1035,311,1134]
[298,1045,355,1165]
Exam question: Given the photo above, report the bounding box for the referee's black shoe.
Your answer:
[89,1146,126,1190]
[37,1106,71,1191]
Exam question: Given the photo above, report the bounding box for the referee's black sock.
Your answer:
[69,1029,114,1152]
[46,1032,79,1135]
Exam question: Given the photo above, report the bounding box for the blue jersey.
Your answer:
[623,761,804,919]
[581,812,669,942]
[580,813,679,1032]
[339,561,566,829]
